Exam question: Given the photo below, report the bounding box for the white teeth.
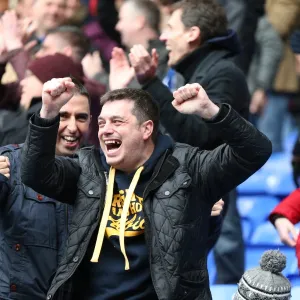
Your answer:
[63,136,78,142]
[104,140,121,145]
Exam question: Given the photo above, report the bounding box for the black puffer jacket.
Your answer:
[21,105,272,300]
[143,30,249,150]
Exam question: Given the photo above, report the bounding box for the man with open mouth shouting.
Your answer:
[21,78,271,300]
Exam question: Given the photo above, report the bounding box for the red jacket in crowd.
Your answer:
[270,189,300,268]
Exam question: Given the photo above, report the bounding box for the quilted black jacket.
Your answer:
[21,105,272,300]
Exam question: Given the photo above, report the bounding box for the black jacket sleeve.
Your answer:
[21,114,81,204]
[143,63,249,150]
[188,104,272,204]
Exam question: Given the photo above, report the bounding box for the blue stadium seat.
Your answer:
[251,222,283,246]
[245,246,296,277]
[242,219,252,241]
[237,170,268,194]
[237,196,279,227]
[288,275,300,287]
[264,171,295,197]
[238,152,292,195]
[210,285,236,300]
[292,286,300,297]
[260,152,291,173]
[283,131,297,153]
[207,251,216,284]
[287,257,299,277]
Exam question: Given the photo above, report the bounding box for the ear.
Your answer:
[187,26,201,44]
[136,15,147,30]
[141,120,154,141]
[63,46,73,58]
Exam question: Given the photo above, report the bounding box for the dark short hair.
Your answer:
[100,88,160,141]
[47,26,91,62]
[126,0,161,34]
[71,76,91,108]
[157,0,181,6]
[174,0,228,43]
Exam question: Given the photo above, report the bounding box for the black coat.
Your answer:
[143,30,250,150]
[21,105,271,300]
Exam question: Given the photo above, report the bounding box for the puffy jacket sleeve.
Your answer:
[188,104,272,204]
[269,189,300,224]
[21,114,81,204]
[143,63,249,149]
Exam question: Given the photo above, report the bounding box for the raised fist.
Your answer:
[40,77,76,119]
[172,83,219,119]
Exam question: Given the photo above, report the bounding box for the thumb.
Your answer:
[151,48,159,67]
[192,83,201,93]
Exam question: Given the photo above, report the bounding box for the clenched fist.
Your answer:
[0,156,10,178]
[40,77,77,119]
[172,83,219,119]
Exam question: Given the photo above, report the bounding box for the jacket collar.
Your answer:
[173,45,212,81]
[143,149,180,199]
[92,147,180,198]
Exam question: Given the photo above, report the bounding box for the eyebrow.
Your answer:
[97,115,125,122]
[60,112,89,118]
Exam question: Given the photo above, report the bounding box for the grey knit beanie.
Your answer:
[233,250,291,300]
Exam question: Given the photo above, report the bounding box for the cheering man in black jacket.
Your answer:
[110,0,250,283]
[21,77,271,300]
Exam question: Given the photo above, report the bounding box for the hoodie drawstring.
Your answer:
[91,166,144,271]
[119,166,144,270]
[91,167,115,263]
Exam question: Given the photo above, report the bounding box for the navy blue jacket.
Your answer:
[0,145,70,300]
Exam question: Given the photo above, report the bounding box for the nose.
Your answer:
[67,117,78,133]
[115,21,121,32]
[49,4,60,16]
[99,122,114,136]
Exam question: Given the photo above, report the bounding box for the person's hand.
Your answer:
[249,89,267,115]
[172,83,219,118]
[211,199,224,217]
[274,217,299,247]
[0,23,9,64]
[1,10,23,52]
[19,17,37,45]
[40,77,76,119]
[109,47,135,90]
[82,51,104,79]
[0,156,10,179]
[129,44,158,84]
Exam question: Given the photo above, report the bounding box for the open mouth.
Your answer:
[62,136,79,146]
[104,139,122,154]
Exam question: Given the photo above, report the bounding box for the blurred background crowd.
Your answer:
[1,0,300,299]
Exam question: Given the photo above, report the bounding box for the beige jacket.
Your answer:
[265,0,300,93]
